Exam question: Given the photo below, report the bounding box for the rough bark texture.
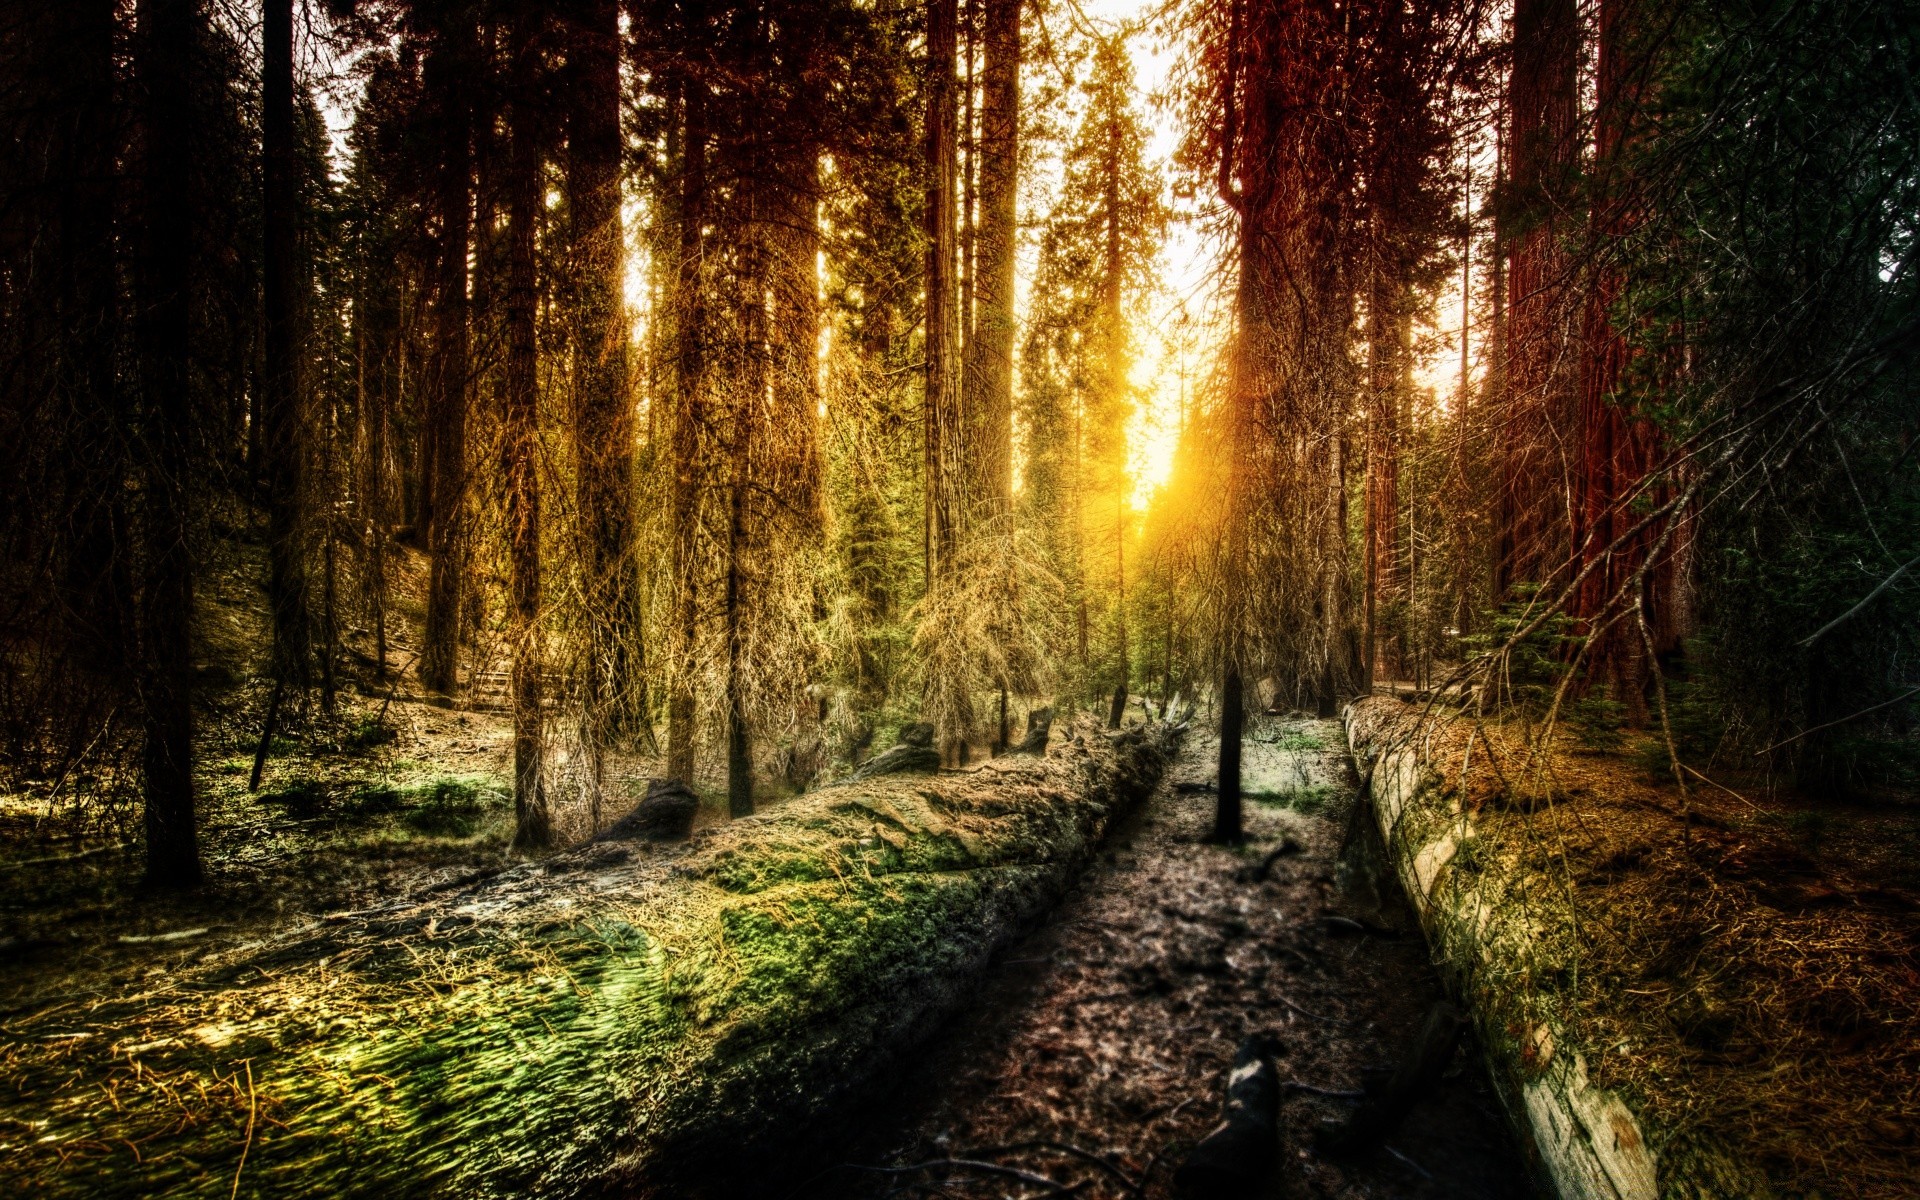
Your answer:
[261,0,310,687]
[566,0,641,746]
[924,0,962,574]
[667,79,707,785]
[1496,0,1580,599]
[419,20,471,697]
[504,20,548,848]
[1363,249,1409,689]
[3,722,1177,1199]
[1572,0,1681,714]
[723,156,764,819]
[963,0,1017,522]
[1345,697,1776,1200]
[1228,0,1360,706]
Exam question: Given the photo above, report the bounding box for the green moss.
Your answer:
[2,730,1176,1199]
[343,717,398,752]
[1270,728,1326,752]
[707,842,843,893]
[377,776,509,838]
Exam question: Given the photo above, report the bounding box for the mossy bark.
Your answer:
[2,722,1175,1199]
[1345,697,1774,1200]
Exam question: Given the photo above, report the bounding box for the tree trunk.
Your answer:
[1574,0,1668,715]
[1111,495,1129,727]
[668,76,706,786]
[924,0,962,576]
[420,19,471,697]
[1321,425,1348,718]
[963,0,1017,521]
[262,0,310,687]
[356,268,395,678]
[1451,164,1480,645]
[1364,249,1410,691]
[133,0,202,889]
[1214,1,1252,846]
[1230,0,1357,705]
[770,171,822,523]
[1497,0,1580,600]
[47,0,130,705]
[725,271,757,820]
[567,0,640,759]
[505,18,549,849]
[924,0,974,762]
[1214,660,1245,844]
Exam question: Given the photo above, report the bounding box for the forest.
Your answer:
[1,0,1917,1196]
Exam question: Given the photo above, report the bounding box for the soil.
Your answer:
[792,716,1537,1200]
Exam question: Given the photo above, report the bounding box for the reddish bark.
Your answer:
[1496,0,1580,599]
[1573,0,1683,713]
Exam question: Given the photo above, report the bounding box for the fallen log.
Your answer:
[1,719,1178,1199]
[1346,696,1791,1199]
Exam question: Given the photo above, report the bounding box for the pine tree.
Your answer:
[419,6,473,699]
[132,0,205,887]
[1020,36,1164,712]
[262,0,312,689]
[565,0,642,775]
[503,4,551,848]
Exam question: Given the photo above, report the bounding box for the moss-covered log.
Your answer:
[1347,698,1799,1199]
[1,722,1176,1198]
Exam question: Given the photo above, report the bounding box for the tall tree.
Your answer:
[565,0,642,767]
[262,0,311,687]
[419,10,472,697]
[504,7,550,848]
[1204,0,1361,823]
[724,126,764,818]
[0,0,129,769]
[666,67,707,785]
[924,0,963,576]
[922,0,972,761]
[962,0,1018,523]
[132,0,204,886]
[1571,0,1669,716]
[1495,0,1579,599]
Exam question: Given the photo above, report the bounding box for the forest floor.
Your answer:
[0,539,667,1017]
[792,715,1536,1200]
[5,537,1914,1196]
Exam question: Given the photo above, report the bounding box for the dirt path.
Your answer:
[794,716,1535,1200]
